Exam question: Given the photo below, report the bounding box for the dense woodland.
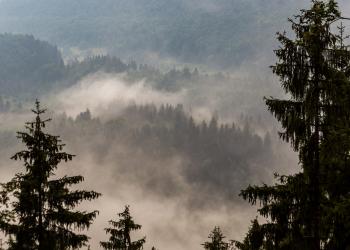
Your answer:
[0,34,64,96]
[0,103,272,205]
[0,0,350,249]
[0,0,310,68]
[0,35,270,128]
[0,101,273,249]
[0,33,230,96]
[53,104,272,201]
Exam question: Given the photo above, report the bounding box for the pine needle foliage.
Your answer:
[100,205,146,250]
[235,1,350,249]
[202,227,231,250]
[233,219,264,250]
[0,100,101,250]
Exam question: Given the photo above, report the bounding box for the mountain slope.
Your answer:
[0,33,64,95]
[0,0,310,68]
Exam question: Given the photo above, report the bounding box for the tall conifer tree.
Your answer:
[235,1,350,249]
[0,100,101,249]
[100,205,146,250]
[202,227,230,250]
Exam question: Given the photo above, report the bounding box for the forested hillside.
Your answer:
[0,101,275,249]
[52,105,273,203]
[0,34,64,95]
[0,103,273,203]
[0,7,291,248]
[1,1,350,249]
[0,34,277,125]
[0,0,310,68]
[0,34,190,96]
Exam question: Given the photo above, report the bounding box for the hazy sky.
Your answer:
[1,1,348,249]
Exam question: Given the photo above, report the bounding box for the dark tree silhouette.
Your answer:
[100,205,146,250]
[0,100,101,249]
[202,227,230,250]
[235,1,350,249]
[233,219,264,250]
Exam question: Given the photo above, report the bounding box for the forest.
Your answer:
[0,0,310,68]
[0,0,350,249]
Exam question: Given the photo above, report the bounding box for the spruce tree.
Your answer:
[202,227,230,250]
[235,1,350,249]
[0,100,101,249]
[233,219,264,250]
[100,205,146,250]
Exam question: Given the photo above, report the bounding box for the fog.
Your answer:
[50,73,187,120]
[60,152,256,250]
[0,67,299,249]
[40,68,296,249]
[49,62,283,126]
[1,0,334,249]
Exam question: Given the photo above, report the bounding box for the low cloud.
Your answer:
[51,73,187,120]
[57,150,256,250]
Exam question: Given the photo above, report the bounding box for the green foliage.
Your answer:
[234,219,264,250]
[100,205,146,250]
[0,100,101,249]
[202,227,231,250]
[236,174,309,249]
[236,1,350,249]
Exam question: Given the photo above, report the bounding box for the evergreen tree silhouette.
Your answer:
[202,227,230,250]
[100,205,146,250]
[235,1,350,249]
[233,219,264,250]
[0,100,101,249]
